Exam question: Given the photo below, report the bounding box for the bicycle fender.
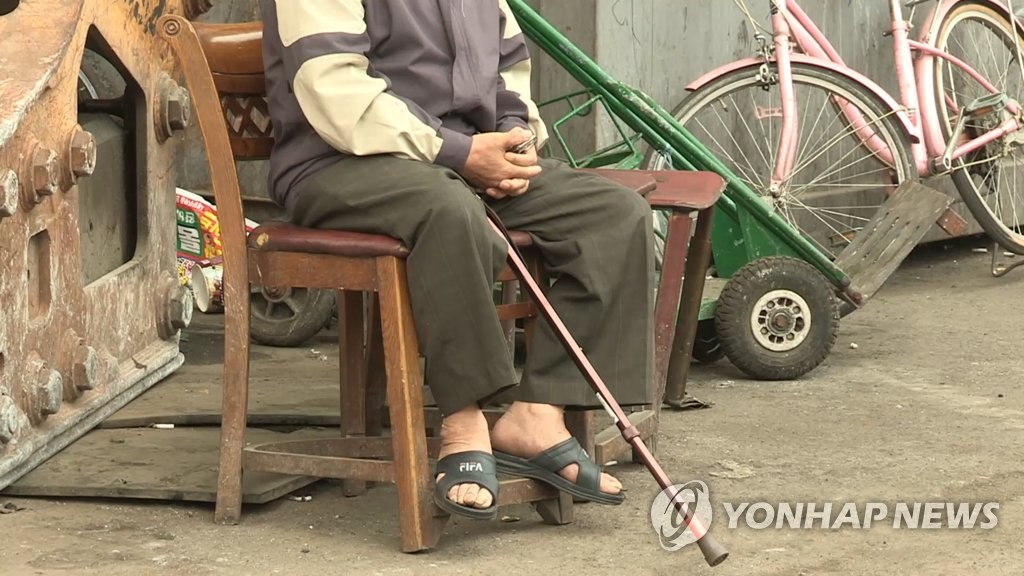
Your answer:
[685,55,920,144]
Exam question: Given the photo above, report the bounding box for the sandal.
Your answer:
[494,437,625,505]
[433,451,500,520]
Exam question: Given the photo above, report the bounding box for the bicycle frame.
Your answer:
[733,0,1024,190]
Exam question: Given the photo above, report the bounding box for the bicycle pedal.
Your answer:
[962,93,1010,118]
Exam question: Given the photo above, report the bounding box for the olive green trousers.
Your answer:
[289,157,654,416]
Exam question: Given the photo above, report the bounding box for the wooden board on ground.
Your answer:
[2,427,335,503]
[100,316,342,429]
[98,374,342,429]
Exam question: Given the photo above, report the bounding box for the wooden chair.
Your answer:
[157,15,724,552]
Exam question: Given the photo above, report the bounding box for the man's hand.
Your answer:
[463,128,541,199]
[487,133,540,198]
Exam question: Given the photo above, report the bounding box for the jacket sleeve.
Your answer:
[272,0,471,171]
[496,0,549,148]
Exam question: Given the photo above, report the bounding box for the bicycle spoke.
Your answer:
[693,116,765,189]
[732,91,774,173]
[794,85,833,167]
[788,93,850,172]
[785,195,865,240]
[784,109,900,187]
[708,99,770,187]
[790,150,896,199]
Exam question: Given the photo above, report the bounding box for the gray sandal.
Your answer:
[433,451,500,520]
[494,437,625,505]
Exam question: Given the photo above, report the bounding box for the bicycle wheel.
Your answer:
[645,64,916,260]
[931,2,1024,254]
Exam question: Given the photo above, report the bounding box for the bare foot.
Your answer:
[436,405,495,510]
[490,402,622,495]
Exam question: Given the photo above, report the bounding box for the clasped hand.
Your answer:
[462,127,541,199]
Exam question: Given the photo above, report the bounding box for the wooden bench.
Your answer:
[157,16,724,552]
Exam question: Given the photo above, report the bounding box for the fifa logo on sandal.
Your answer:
[459,462,484,473]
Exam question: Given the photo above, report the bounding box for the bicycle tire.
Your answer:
[930,1,1024,254]
[644,63,917,261]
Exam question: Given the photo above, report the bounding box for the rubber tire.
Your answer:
[931,2,1024,255]
[715,257,839,380]
[250,288,336,348]
[691,320,725,364]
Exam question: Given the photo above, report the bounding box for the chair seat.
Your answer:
[249,222,410,257]
[249,222,535,258]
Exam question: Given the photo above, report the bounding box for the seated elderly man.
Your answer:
[260,0,654,520]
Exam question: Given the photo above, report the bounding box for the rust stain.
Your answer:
[127,0,170,35]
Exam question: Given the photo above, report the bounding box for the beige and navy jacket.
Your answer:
[261,0,550,209]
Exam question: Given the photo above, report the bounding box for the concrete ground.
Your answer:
[0,240,1021,576]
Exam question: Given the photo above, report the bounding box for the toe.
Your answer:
[460,483,481,507]
[475,487,494,509]
[602,473,623,494]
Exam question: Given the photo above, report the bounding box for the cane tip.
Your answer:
[698,536,729,567]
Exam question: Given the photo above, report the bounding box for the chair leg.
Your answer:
[652,212,693,400]
[522,253,543,355]
[214,287,252,524]
[339,290,368,497]
[500,280,518,357]
[376,257,447,553]
[365,293,386,438]
[663,208,714,406]
[534,491,575,525]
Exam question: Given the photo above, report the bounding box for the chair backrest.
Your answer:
[192,21,270,160]
[158,15,260,326]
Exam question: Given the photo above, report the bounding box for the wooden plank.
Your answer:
[2,427,336,504]
[834,182,952,302]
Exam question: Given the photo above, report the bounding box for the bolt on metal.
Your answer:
[0,169,18,217]
[159,276,194,340]
[27,146,59,205]
[72,345,99,392]
[156,74,192,142]
[37,366,63,416]
[0,395,20,445]
[68,129,97,178]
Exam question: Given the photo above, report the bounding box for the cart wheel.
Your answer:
[250,286,335,347]
[691,320,725,364]
[715,257,839,380]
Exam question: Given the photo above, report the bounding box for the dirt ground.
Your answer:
[0,240,1022,576]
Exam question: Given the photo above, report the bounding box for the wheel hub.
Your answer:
[259,285,292,302]
[749,289,811,352]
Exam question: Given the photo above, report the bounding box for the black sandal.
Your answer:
[494,437,625,505]
[433,451,500,520]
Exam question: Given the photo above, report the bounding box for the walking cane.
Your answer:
[483,206,729,567]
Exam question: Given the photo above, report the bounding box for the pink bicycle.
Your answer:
[647,0,1024,261]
